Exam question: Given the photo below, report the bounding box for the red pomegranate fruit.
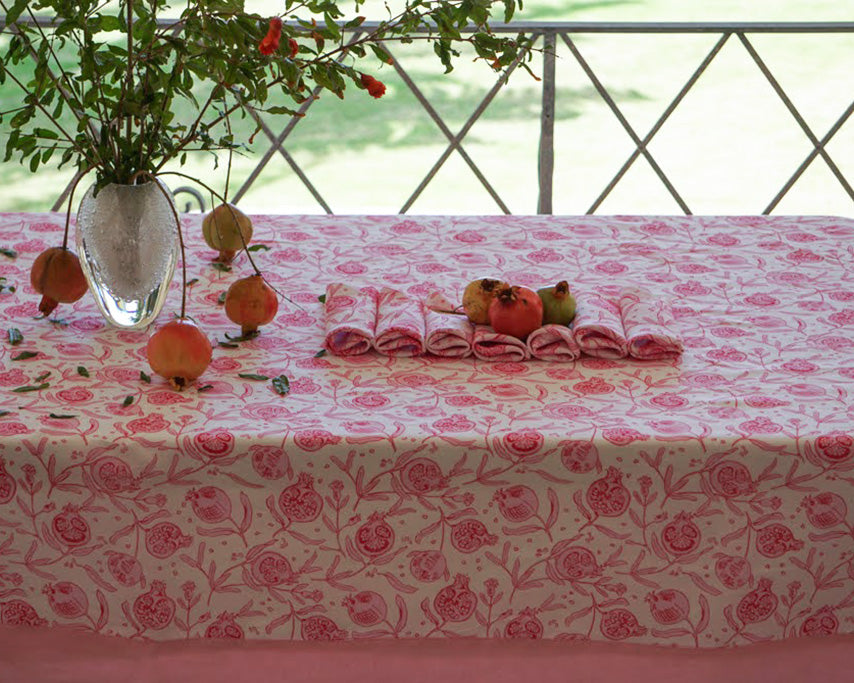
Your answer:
[736,578,777,624]
[409,550,447,582]
[755,523,803,558]
[355,512,395,557]
[132,581,175,631]
[714,554,752,590]
[145,521,192,559]
[106,551,145,587]
[0,599,46,626]
[504,607,544,639]
[278,473,323,523]
[599,608,647,640]
[205,612,244,639]
[51,505,90,547]
[547,544,602,582]
[186,486,232,524]
[434,574,477,622]
[800,607,839,637]
[661,512,702,556]
[709,460,755,498]
[344,591,388,626]
[450,518,497,553]
[29,246,88,315]
[249,551,294,586]
[488,285,543,340]
[803,492,848,529]
[585,466,630,517]
[44,581,89,619]
[494,485,539,522]
[146,318,212,390]
[224,274,278,336]
[400,457,447,494]
[646,589,690,625]
[300,615,346,640]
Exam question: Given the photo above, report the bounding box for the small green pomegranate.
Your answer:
[537,280,576,326]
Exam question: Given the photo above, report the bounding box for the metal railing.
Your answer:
[7,18,854,214]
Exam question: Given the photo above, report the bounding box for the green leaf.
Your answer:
[3,1,29,27]
[7,328,22,345]
[238,373,269,381]
[12,382,48,393]
[12,351,38,361]
[139,371,151,383]
[247,244,270,252]
[271,374,290,396]
[77,366,89,377]
[122,395,134,407]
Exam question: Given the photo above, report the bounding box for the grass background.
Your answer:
[1,0,852,216]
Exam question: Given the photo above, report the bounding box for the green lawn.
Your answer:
[1,1,852,215]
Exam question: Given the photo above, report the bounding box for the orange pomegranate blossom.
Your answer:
[29,246,88,316]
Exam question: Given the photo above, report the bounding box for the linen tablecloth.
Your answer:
[0,213,852,647]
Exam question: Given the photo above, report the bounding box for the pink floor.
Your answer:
[2,628,854,683]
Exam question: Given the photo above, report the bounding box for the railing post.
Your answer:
[537,32,557,215]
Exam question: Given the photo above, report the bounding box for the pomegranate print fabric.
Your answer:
[323,283,377,356]
[0,213,853,648]
[619,287,684,360]
[472,324,531,361]
[570,287,629,358]
[373,287,426,356]
[526,323,581,361]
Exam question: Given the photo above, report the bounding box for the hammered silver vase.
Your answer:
[76,180,178,329]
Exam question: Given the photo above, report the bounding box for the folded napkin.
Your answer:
[425,309,474,358]
[571,289,628,359]
[527,324,581,361]
[323,283,378,356]
[619,287,684,360]
[472,325,530,362]
[373,287,426,357]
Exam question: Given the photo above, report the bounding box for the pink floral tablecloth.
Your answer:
[0,213,853,647]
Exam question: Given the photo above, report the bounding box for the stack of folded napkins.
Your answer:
[323,283,682,362]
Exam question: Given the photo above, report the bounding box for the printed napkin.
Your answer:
[472,325,531,362]
[323,283,378,356]
[374,287,426,357]
[527,324,581,361]
[619,287,684,360]
[571,288,628,359]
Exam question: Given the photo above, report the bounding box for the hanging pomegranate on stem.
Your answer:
[29,247,88,316]
[224,274,279,336]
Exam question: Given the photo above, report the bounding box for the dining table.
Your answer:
[0,211,852,648]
